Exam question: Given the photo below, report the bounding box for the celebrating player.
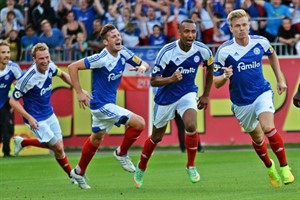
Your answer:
[293,84,300,108]
[133,19,214,188]
[213,9,294,188]
[10,43,76,183]
[68,24,150,189]
[0,41,22,157]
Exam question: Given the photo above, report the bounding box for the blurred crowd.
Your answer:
[0,0,299,62]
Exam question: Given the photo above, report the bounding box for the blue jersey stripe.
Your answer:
[20,69,36,92]
[156,42,176,64]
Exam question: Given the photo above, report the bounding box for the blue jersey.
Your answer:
[0,61,22,108]
[152,40,213,105]
[84,46,142,109]
[214,35,273,106]
[12,61,60,122]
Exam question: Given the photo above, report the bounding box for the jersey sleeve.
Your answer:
[213,48,226,76]
[11,62,22,79]
[122,46,142,67]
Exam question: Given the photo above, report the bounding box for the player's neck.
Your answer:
[235,37,249,47]
[0,63,6,71]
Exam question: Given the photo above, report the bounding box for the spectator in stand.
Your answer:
[289,0,300,31]
[72,32,88,60]
[61,10,87,44]
[61,0,105,36]
[57,0,76,28]
[254,0,291,43]
[190,11,203,42]
[211,12,232,51]
[39,20,65,61]
[21,24,39,61]
[115,5,135,32]
[148,24,167,46]
[190,0,214,44]
[0,0,25,26]
[121,22,141,47]
[277,17,300,55]
[87,18,104,54]
[2,10,24,38]
[31,0,58,34]
[5,30,22,61]
[101,4,119,27]
[242,0,266,35]
[134,0,163,45]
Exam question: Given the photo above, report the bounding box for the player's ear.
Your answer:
[103,39,108,46]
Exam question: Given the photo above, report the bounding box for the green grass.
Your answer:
[0,149,299,200]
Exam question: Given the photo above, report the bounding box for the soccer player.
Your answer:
[10,43,76,183]
[213,9,294,188]
[293,84,300,108]
[0,40,22,157]
[133,19,214,188]
[68,24,150,189]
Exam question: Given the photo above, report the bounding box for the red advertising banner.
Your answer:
[14,58,300,149]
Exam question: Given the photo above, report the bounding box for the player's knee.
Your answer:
[184,123,196,133]
[91,133,105,145]
[132,116,145,131]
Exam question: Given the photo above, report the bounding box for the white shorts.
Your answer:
[153,92,198,128]
[232,90,275,133]
[91,103,133,133]
[26,114,62,146]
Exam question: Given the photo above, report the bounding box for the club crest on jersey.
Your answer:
[213,63,222,72]
[4,74,10,80]
[194,55,200,63]
[152,66,160,74]
[121,58,126,65]
[13,91,22,99]
[253,47,260,55]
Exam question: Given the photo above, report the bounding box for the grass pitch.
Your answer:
[0,148,299,200]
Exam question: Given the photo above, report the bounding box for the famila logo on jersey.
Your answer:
[237,61,260,72]
[177,66,196,74]
[40,84,52,96]
[108,71,123,82]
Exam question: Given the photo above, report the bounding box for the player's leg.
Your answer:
[181,109,200,183]
[72,132,103,189]
[259,112,294,185]
[117,113,145,156]
[233,99,282,188]
[134,124,168,188]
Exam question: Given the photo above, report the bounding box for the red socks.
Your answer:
[266,128,287,167]
[139,137,157,171]
[252,139,272,167]
[56,156,72,177]
[77,137,100,175]
[21,138,48,148]
[185,132,198,168]
[119,127,142,156]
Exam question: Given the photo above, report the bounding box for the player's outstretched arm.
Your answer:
[268,52,287,95]
[9,97,39,129]
[68,59,91,109]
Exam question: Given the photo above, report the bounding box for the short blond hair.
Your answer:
[227,9,248,25]
[0,40,10,47]
[32,43,49,57]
